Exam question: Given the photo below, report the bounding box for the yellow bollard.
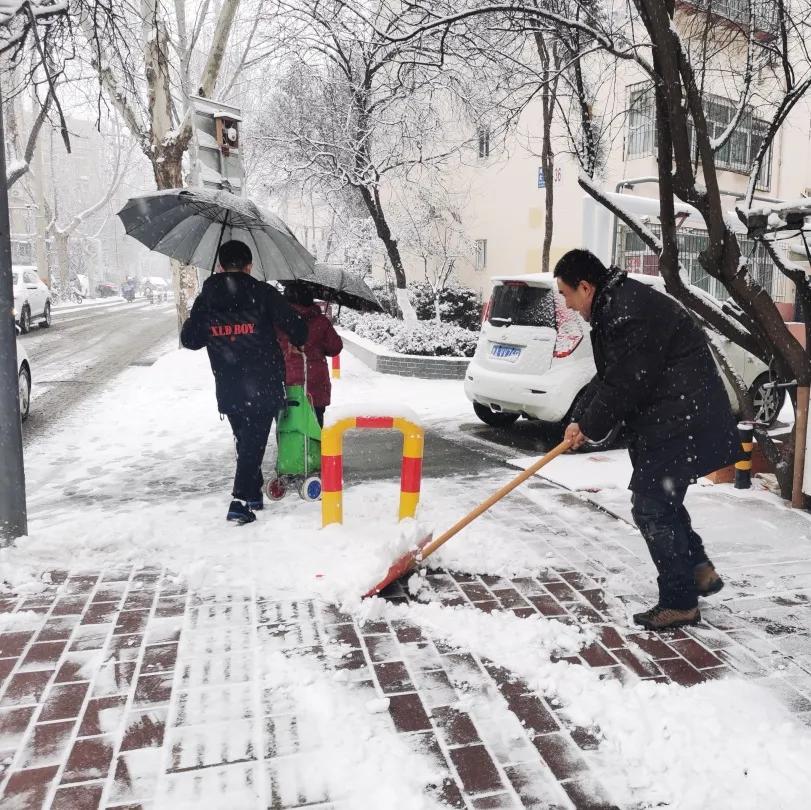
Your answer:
[320,415,424,527]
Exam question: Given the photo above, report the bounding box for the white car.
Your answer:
[16,336,31,422]
[12,265,51,333]
[464,272,783,443]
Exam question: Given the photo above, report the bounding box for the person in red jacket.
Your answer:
[277,282,343,425]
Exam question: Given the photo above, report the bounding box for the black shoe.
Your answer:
[694,563,724,597]
[246,497,263,511]
[226,500,256,524]
[633,604,700,631]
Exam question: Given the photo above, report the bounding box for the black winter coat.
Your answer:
[180,272,308,415]
[575,271,742,492]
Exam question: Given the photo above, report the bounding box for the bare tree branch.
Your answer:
[6,84,53,188]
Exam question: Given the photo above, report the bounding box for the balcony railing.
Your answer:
[677,0,779,39]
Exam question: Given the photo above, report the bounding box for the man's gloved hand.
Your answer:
[564,422,589,450]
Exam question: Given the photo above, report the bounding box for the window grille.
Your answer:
[625,82,771,188]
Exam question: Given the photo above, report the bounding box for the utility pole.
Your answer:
[0,81,28,542]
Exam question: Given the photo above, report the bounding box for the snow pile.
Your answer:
[0,487,429,612]
[1,473,549,614]
[384,600,591,660]
[2,348,533,610]
[324,401,420,428]
[0,610,47,632]
[392,602,811,810]
[339,310,478,357]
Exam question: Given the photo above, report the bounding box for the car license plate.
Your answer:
[491,343,521,362]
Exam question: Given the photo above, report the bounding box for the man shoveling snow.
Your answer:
[554,249,741,631]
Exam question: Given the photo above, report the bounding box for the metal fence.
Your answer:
[615,224,794,304]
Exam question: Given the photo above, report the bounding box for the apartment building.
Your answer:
[445,0,811,317]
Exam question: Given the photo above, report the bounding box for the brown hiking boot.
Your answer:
[694,563,724,598]
[633,605,701,631]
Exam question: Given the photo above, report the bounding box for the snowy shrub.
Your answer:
[337,311,478,357]
[358,278,481,328]
[408,281,482,330]
[366,280,397,315]
[337,308,362,331]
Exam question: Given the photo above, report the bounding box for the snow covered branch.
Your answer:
[55,144,133,238]
[168,0,240,152]
[334,1,656,79]
[578,171,759,354]
[5,86,53,189]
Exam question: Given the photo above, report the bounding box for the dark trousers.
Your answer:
[314,406,325,427]
[227,410,275,502]
[631,486,711,610]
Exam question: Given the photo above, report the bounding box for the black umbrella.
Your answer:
[117,187,315,281]
[282,263,382,312]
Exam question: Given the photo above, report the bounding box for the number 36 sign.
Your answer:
[537,166,562,188]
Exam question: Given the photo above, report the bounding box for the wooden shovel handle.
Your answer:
[418,439,572,562]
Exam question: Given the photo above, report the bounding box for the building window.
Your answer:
[625,82,772,187]
[477,128,490,159]
[626,85,656,159]
[475,239,487,271]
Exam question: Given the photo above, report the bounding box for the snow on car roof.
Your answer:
[489,270,726,308]
[490,273,558,289]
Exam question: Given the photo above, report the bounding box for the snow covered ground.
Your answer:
[4,346,811,808]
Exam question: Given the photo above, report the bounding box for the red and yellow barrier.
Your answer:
[321,415,424,526]
[331,353,341,379]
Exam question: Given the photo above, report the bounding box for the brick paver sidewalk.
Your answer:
[2,491,810,809]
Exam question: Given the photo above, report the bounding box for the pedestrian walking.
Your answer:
[554,249,740,631]
[277,282,343,426]
[180,240,308,524]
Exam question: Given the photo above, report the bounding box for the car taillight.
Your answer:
[481,298,492,323]
[554,333,583,358]
[554,293,583,358]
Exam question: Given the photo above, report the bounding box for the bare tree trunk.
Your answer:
[534,33,559,273]
[54,232,70,290]
[358,185,407,288]
[633,0,811,501]
[424,256,441,322]
[88,0,241,330]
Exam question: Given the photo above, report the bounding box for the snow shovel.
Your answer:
[363,439,572,598]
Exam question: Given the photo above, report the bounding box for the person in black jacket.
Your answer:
[180,240,308,524]
[554,249,741,631]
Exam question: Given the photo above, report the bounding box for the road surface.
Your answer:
[19,298,177,445]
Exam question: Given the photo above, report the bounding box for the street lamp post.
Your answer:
[0,81,28,543]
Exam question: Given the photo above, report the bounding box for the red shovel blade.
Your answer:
[363,532,433,599]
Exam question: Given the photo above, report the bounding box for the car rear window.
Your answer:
[489,284,555,328]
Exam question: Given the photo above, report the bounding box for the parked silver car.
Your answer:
[16,336,31,422]
[465,273,783,442]
[12,265,51,333]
